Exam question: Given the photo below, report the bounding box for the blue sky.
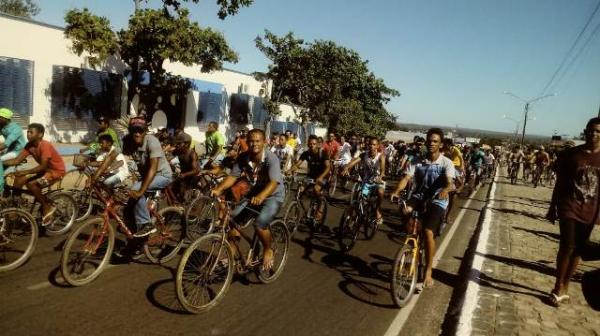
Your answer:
[36,0,600,137]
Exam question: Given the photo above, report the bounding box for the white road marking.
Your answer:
[383,186,481,336]
[455,170,499,336]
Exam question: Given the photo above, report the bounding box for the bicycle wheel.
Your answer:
[61,217,115,286]
[283,200,302,236]
[70,189,94,223]
[307,198,328,232]
[0,208,38,273]
[363,202,378,240]
[45,191,77,236]
[338,208,361,253]
[185,196,218,241]
[144,206,186,264]
[257,220,290,284]
[328,174,337,196]
[391,242,418,308]
[176,234,234,314]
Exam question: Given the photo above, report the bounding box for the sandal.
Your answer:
[549,292,570,307]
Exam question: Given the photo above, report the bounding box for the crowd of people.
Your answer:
[1,106,598,307]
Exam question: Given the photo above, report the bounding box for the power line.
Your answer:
[548,18,600,94]
[540,0,600,95]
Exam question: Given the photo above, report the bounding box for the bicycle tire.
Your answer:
[257,220,290,284]
[307,198,328,232]
[44,191,77,236]
[338,209,361,253]
[176,233,234,314]
[0,208,38,273]
[185,196,217,241]
[70,189,94,223]
[144,206,186,264]
[391,242,418,308]
[61,217,115,286]
[283,201,302,236]
[363,202,378,240]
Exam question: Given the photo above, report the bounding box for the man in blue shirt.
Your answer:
[469,144,485,185]
[0,108,27,193]
[391,128,455,289]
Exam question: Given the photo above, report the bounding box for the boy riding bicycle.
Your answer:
[0,108,27,194]
[3,123,66,224]
[391,128,455,289]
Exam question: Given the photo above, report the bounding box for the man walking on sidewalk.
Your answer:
[547,117,600,306]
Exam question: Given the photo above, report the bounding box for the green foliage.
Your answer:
[255,30,399,138]
[64,9,118,69]
[0,0,39,18]
[137,0,253,19]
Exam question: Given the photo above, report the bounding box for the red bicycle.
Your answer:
[60,181,186,286]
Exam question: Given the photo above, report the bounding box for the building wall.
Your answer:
[0,13,318,144]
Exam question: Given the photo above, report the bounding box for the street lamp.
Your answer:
[503,91,556,145]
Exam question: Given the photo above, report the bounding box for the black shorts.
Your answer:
[559,218,594,256]
[407,199,446,235]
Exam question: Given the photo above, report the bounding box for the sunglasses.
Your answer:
[129,126,145,134]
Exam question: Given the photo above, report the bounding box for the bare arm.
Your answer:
[92,150,118,180]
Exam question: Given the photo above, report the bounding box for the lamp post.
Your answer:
[503,91,556,145]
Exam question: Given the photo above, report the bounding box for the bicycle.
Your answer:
[337,178,379,253]
[283,177,329,236]
[532,164,544,188]
[390,200,426,307]
[508,161,519,185]
[184,173,224,241]
[175,196,289,313]
[60,181,186,286]
[2,170,76,236]
[0,207,37,272]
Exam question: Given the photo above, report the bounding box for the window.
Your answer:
[50,65,123,130]
[0,56,34,126]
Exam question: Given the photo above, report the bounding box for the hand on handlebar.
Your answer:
[390,192,400,202]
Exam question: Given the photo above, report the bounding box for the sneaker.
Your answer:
[133,224,157,238]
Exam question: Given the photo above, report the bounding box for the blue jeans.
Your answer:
[129,175,172,229]
[231,197,282,229]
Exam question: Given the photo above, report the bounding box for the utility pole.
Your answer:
[503,92,556,146]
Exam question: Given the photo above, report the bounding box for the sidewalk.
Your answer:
[465,173,600,336]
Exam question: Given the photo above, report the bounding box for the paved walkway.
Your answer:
[467,171,600,336]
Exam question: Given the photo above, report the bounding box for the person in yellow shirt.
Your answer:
[285,130,297,149]
[443,138,464,225]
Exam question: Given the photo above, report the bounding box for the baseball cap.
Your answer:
[128,117,147,132]
[174,132,192,144]
[0,107,13,120]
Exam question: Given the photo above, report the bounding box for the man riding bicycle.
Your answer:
[271,134,294,172]
[3,123,66,224]
[0,108,27,194]
[343,137,386,226]
[120,117,173,238]
[203,121,226,169]
[288,135,331,223]
[468,144,485,185]
[79,116,121,155]
[171,132,200,201]
[483,148,495,179]
[391,128,455,288]
[211,128,285,271]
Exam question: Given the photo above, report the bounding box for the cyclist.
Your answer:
[468,144,485,185]
[203,121,226,169]
[322,132,341,160]
[0,108,27,194]
[483,148,496,179]
[121,117,173,238]
[271,134,294,172]
[79,116,120,154]
[391,128,455,288]
[342,137,386,226]
[211,128,285,271]
[508,145,524,176]
[523,147,535,181]
[288,135,331,223]
[171,132,200,201]
[3,123,66,224]
[533,145,550,183]
[88,134,130,187]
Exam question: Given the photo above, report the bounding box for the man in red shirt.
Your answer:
[4,123,66,224]
[547,117,600,306]
[322,132,341,160]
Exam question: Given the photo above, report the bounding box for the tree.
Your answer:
[0,0,40,18]
[63,0,249,115]
[255,30,399,139]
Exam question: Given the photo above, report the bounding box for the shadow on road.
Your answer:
[48,266,70,288]
[512,226,559,242]
[146,277,188,315]
[490,207,546,221]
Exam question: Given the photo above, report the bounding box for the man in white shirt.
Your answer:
[271,134,294,172]
[90,134,130,187]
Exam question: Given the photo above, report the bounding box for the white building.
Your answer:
[0,13,324,144]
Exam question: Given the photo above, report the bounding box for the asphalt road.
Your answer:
[0,178,490,336]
